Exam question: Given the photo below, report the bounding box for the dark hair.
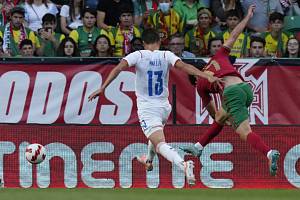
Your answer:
[69,0,83,22]
[269,12,284,23]
[19,39,33,49]
[225,9,241,19]
[82,8,97,18]
[91,34,113,57]
[208,37,223,51]
[284,37,300,57]
[57,37,79,57]
[250,36,266,47]
[131,37,144,52]
[142,28,160,44]
[42,13,56,24]
[168,32,184,41]
[131,37,143,45]
[119,4,134,15]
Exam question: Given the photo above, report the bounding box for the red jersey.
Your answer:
[196,47,243,106]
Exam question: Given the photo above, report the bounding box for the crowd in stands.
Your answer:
[0,0,299,58]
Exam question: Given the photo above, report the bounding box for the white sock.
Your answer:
[195,142,204,150]
[146,140,156,162]
[156,142,185,171]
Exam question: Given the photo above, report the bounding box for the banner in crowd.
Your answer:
[0,124,299,188]
[0,58,299,125]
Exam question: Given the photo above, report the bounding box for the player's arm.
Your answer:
[88,59,129,101]
[174,60,220,83]
[223,4,255,49]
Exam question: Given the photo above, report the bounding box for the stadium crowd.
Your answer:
[0,0,299,58]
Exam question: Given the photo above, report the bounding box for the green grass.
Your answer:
[0,189,299,200]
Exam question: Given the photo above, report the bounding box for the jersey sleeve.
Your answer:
[165,51,181,66]
[123,51,141,67]
[196,78,212,107]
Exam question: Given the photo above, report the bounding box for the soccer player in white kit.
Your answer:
[88,28,220,186]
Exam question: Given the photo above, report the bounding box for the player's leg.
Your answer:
[136,140,155,171]
[137,105,195,185]
[148,129,195,185]
[181,107,228,157]
[226,83,280,176]
[136,105,170,171]
[236,119,280,176]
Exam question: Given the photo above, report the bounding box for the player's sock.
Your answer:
[156,142,185,171]
[246,132,271,156]
[146,140,156,162]
[199,121,223,147]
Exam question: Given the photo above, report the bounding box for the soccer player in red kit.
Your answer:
[181,5,280,176]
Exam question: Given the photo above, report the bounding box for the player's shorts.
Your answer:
[222,82,253,129]
[137,104,172,138]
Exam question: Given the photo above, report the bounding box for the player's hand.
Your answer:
[247,4,256,18]
[207,74,222,83]
[88,88,103,101]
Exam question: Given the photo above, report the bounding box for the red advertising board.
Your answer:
[0,58,299,125]
[0,124,299,188]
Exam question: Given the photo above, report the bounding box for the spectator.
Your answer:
[0,6,39,56]
[36,13,65,57]
[241,1,271,32]
[132,0,159,27]
[260,12,293,57]
[60,0,83,35]
[91,34,113,57]
[210,0,243,31]
[130,37,144,52]
[146,0,183,48]
[24,0,58,32]
[270,0,300,16]
[97,0,133,30]
[69,8,112,57]
[221,9,249,58]
[168,33,195,57]
[110,6,141,56]
[0,0,25,26]
[207,37,223,56]
[249,36,266,58]
[173,0,204,33]
[184,8,216,57]
[57,37,79,57]
[284,37,300,58]
[20,39,34,57]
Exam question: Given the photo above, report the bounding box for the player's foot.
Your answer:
[268,150,280,176]
[136,155,153,171]
[180,145,202,158]
[184,160,195,186]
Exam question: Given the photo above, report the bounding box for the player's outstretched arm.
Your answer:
[88,59,129,101]
[223,4,255,49]
[174,60,221,83]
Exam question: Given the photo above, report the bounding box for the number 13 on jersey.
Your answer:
[147,70,163,96]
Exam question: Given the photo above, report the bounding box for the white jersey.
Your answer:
[124,50,180,109]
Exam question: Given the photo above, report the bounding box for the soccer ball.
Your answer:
[25,144,46,164]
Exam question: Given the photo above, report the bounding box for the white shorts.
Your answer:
[137,105,172,138]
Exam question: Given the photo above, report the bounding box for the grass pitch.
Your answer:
[0,189,299,200]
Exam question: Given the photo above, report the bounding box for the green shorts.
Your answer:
[222,82,253,129]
